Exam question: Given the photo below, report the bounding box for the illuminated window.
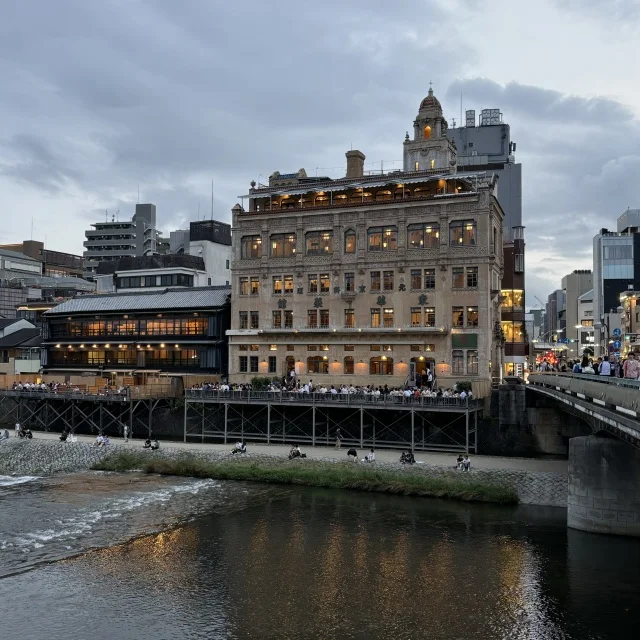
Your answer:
[344,309,355,328]
[367,226,397,251]
[250,277,259,295]
[344,345,354,351]
[383,308,394,328]
[425,307,435,327]
[306,231,333,255]
[383,270,394,291]
[307,356,328,374]
[241,235,262,259]
[284,275,294,294]
[423,125,431,140]
[430,159,435,169]
[272,276,282,295]
[308,274,318,293]
[320,273,330,293]
[452,350,464,375]
[370,271,381,291]
[467,307,479,327]
[411,270,421,289]
[269,344,277,351]
[270,233,296,257]
[408,223,440,249]
[466,267,478,288]
[467,350,478,374]
[344,229,356,253]
[239,277,248,295]
[411,307,422,327]
[450,220,477,246]
[370,357,393,375]
[415,161,419,171]
[272,310,281,328]
[370,308,381,328]
[452,306,464,327]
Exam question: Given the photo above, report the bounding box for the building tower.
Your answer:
[403,87,457,173]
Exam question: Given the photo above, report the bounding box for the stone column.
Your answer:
[568,435,640,537]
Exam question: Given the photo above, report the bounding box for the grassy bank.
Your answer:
[93,451,518,504]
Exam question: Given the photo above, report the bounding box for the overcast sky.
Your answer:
[1,0,638,306]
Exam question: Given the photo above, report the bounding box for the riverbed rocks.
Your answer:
[0,439,567,507]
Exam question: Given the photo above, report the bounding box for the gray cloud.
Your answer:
[0,1,637,309]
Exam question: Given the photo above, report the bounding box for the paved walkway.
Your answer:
[29,431,567,473]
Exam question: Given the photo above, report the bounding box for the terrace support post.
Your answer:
[373,415,376,447]
[465,409,469,453]
[201,402,205,442]
[149,401,153,440]
[183,395,187,443]
[474,409,478,453]
[411,408,415,451]
[129,399,133,439]
[360,406,363,448]
[312,405,316,447]
[224,402,228,444]
[241,405,244,442]
[267,403,271,444]
[99,402,103,435]
[72,401,76,433]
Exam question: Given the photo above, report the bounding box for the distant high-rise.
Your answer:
[448,109,521,241]
[83,204,160,279]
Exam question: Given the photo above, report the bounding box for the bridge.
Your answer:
[528,373,640,538]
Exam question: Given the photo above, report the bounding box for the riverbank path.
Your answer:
[29,431,567,473]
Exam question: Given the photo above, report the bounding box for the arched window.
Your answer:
[344,229,356,253]
[285,355,295,373]
[307,356,328,374]
[423,125,431,140]
[344,356,354,374]
[370,356,393,375]
[375,190,392,201]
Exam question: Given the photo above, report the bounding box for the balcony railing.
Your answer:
[248,324,450,333]
[185,389,478,408]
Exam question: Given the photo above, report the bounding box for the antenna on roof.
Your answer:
[211,179,214,221]
[31,217,33,240]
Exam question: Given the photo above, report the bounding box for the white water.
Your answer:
[0,475,39,487]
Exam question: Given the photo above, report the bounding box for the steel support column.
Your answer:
[312,405,315,446]
[183,396,187,442]
[224,402,228,444]
[411,408,415,451]
[475,410,478,452]
[267,403,271,444]
[360,406,364,448]
[465,409,469,453]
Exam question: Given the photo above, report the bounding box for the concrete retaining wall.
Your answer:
[0,439,567,507]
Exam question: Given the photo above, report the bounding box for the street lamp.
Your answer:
[575,324,583,358]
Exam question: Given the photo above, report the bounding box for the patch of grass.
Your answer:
[93,452,518,504]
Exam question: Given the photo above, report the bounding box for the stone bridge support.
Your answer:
[568,435,640,537]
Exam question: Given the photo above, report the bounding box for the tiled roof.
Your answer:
[0,318,19,330]
[45,286,231,316]
[0,328,41,348]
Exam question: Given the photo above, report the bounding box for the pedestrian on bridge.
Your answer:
[623,353,640,379]
[599,356,611,377]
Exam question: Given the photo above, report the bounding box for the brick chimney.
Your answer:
[345,150,365,179]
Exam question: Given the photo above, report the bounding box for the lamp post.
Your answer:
[574,324,583,359]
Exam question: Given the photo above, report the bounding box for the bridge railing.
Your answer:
[0,388,130,402]
[530,372,640,390]
[185,389,479,409]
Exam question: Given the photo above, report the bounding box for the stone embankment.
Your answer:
[0,439,567,507]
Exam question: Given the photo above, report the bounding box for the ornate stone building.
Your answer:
[228,90,504,396]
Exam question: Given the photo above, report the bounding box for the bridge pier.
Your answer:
[568,435,640,537]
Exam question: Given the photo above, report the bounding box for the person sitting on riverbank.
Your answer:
[231,441,246,454]
[400,450,415,465]
[462,455,471,471]
[60,428,70,442]
[456,454,464,469]
[143,438,152,449]
[362,448,375,463]
[288,444,305,460]
[0,429,9,441]
[347,447,358,462]
[150,439,159,451]
[103,435,110,446]
[94,434,104,447]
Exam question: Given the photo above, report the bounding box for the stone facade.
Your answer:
[229,91,504,396]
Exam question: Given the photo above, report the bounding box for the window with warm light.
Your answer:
[411,269,422,290]
[270,233,296,258]
[449,220,477,246]
[370,271,381,292]
[467,307,479,327]
[320,273,330,293]
[452,350,464,375]
[344,356,354,374]
[344,309,355,328]
[383,308,394,328]
[408,223,440,249]
[383,270,394,291]
[425,307,435,328]
[239,277,249,296]
[272,310,281,328]
[307,356,328,374]
[308,274,318,293]
[452,306,464,327]
[501,290,524,311]
[430,159,435,169]
[411,307,422,327]
[269,344,277,351]
[272,276,283,295]
[344,230,356,253]
[307,310,318,329]
[241,235,262,259]
[370,356,393,375]
[452,268,464,288]
[284,275,294,294]
[306,231,333,255]
[367,226,397,251]
[371,308,381,328]
[250,277,259,295]
[423,125,431,140]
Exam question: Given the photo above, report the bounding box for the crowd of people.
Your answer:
[537,353,640,379]
[10,381,129,396]
[190,379,473,402]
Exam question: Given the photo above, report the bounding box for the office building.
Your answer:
[561,270,593,359]
[83,203,160,278]
[0,240,84,277]
[0,318,41,380]
[448,108,521,241]
[188,220,232,286]
[228,89,505,396]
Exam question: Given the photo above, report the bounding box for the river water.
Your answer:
[0,473,637,640]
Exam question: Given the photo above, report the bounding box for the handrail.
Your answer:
[529,372,640,390]
[184,389,477,408]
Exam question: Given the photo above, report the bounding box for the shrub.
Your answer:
[251,376,273,390]
[456,381,472,393]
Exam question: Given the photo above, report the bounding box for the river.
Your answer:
[0,472,637,639]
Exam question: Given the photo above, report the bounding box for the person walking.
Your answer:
[335,428,342,450]
[123,425,129,443]
[14,422,20,438]
[599,356,611,377]
[623,353,640,379]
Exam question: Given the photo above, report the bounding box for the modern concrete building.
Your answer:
[592,208,640,354]
[577,289,595,356]
[0,240,84,277]
[187,220,232,286]
[561,270,593,359]
[0,318,41,381]
[83,204,160,279]
[544,289,565,338]
[448,108,521,241]
[228,89,505,396]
